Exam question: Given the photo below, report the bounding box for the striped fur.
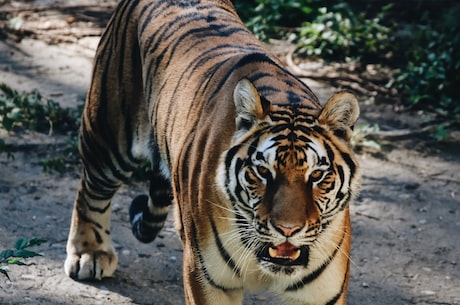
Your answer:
[64,1,360,304]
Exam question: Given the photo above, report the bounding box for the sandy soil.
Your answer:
[0,2,459,305]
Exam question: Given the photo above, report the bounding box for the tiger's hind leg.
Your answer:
[130,165,172,243]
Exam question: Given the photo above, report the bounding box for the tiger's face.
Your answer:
[217,78,360,276]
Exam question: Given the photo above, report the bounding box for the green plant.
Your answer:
[292,4,393,62]
[391,11,460,127]
[237,0,459,137]
[0,83,78,134]
[41,134,80,173]
[0,237,47,281]
[0,83,81,169]
[235,0,320,40]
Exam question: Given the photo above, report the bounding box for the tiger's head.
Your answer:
[217,78,360,277]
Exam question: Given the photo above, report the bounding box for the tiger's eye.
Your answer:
[310,169,324,182]
[256,165,270,178]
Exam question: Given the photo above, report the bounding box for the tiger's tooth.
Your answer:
[292,249,301,261]
[268,247,277,258]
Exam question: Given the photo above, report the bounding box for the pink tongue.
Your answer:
[272,242,298,258]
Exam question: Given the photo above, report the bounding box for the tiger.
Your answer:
[64,0,361,304]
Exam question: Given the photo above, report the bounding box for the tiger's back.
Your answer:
[65,1,360,304]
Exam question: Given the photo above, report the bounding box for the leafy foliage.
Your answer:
[40,134,80,173]
[0,83,81,170]
[0,237,46,281]
[0,83,153,176]
[293,4,393,63]
[391,8,460,125]
[0,83,78,134]
[235,0,393,63]
[235,0,320,41]
[236,1,460,132]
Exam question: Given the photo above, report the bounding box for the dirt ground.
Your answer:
[0,2,459,305]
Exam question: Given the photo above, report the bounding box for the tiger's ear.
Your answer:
[233,78,270,131]
[318,91,359,141]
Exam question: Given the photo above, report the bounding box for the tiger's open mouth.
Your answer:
[258,242,309,266]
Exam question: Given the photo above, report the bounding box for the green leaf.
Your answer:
[28,238,47,247]
[0,82,15,97]
[2,116,14,131]
[0,249,14,260]
[14,237,29,250]
[13,249,41,258]
[6,258,26,265]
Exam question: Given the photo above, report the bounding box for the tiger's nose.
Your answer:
[275,224,302,237]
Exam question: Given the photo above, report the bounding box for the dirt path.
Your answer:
[1,2,459,305]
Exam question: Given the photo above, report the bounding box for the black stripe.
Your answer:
[210,219,242,277]
[93,228,103,244]
[224,145,242,205]
[85,199,111,214]
[151,12,210,70]
[76,208,103,229]
[92,255,97,278]
[333,165,347,212]
[89,0,141,178]
[190,220,242,292]
[80,140,118,187]
[165,43,261,136]
[80,135,130,184]
[142,212,168,223]
[210,52,276,98]
[325,260,349,305]
[340,151,356,181]
[235,201,254,217]
[139,0,163,34]
[120,15,143,164]
[324,141,335,165]
[285,228,346,291]
[84,185,117,201]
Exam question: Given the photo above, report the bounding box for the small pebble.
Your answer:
[99,285,108,291]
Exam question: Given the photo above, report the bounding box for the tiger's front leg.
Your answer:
[64,170,119,280]
[182,243,244,305]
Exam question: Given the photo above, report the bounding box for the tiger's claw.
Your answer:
[65,250,117,280]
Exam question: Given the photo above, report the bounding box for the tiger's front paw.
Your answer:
[64,249,118,280]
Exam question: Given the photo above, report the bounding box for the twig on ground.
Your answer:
[355,212,381,221]
[0,4,115,14]
[364,125,434,139]
[285,49,396,97]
